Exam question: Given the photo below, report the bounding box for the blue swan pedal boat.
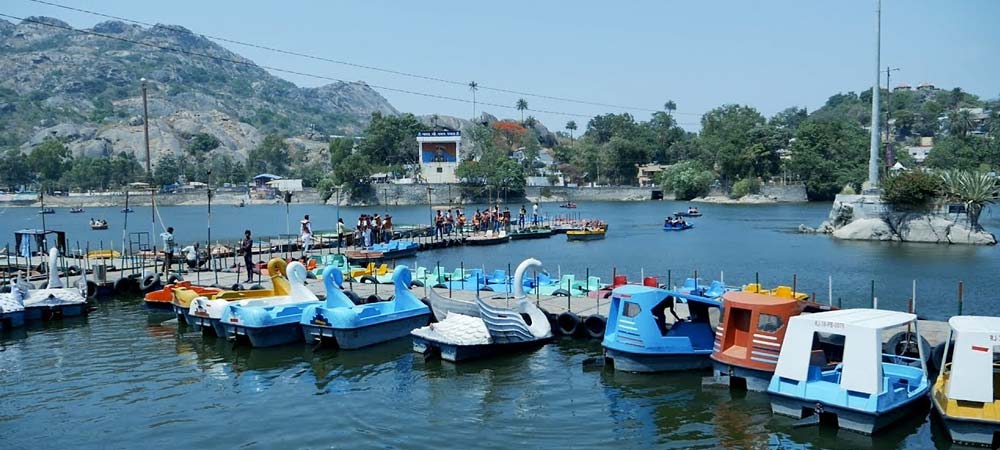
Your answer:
[300,265,431,349]
[219,261,320,347]
[662,222,693,231]
[767,309,930,435]
[602,285,721,372]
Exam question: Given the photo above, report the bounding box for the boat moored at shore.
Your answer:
[931,316,1000,447]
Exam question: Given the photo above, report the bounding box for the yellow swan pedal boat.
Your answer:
[742,283,809,301]
[169,258,291,322]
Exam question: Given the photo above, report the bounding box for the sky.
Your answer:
[5,0,999,131]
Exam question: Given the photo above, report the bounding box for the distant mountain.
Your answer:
[0,16,397,163]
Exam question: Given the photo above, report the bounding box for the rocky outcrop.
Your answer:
[0,17,396,162]
[417,113,558,150]
[802,195,996,245]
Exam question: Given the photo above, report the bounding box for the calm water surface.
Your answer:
[1,200,996,449]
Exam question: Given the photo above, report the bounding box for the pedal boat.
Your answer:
[218,261,320,347]
[412,258,552,362]
[602,285,721,372]
[143,281,221,310]
[176,258,289,328]
[22,248,89,320]
[931,316,1000,447]
[0,274,27,330]
[767,309,930,435]
[300,265,430,349]
[709,291,835,392]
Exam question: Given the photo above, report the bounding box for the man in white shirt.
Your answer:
[300,215,313,257]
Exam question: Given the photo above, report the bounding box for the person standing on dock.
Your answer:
[241,229,255,282]
[532,203,539,225]
[382,214,392,243]
[160,227,176,277]
[300,215,313,257]
[457,211,466,235]
[435,210,444,239]
[518,205,526,229]
[336,219,346,251]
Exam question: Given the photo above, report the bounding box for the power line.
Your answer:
[0,12,600,119]
[23,0,704,117]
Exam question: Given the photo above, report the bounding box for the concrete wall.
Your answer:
[762,183,807,202]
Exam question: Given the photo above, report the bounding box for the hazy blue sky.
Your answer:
[6,0,999,130]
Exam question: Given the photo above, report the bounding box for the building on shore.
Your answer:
[417,131,461,184]
[636,163,670,187]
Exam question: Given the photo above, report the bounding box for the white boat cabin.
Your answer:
[942,316,1000,404]
[773,309,927,397]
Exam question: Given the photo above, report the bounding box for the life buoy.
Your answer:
[480,285,494,292]
[365,294,383,304]
[360,275,378,284]
[85,280,98,299]
[113,277,131,293]
[931,341,953,374]
[538,306,558,335]
[883,331,932,370]
[552,289,570,297]
[433,283,447,289]
[230,283,241,291]
[344,290,363,305]
[166,274,183,284]
[140,272,160,291]
[410,280,425,288]
[584,315,607,339]
[557,311,581,336]
[67,265,81,276]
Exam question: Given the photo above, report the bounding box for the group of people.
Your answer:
[664,215,689,227]
[355,213,393,248]
[433,203,542,238]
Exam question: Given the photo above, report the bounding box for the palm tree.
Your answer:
[515,98,528,123]
[468,81,479,120]
[948,110,976,137]
[664,100,677,115]
[565,120,577,141]
[940,170,998,228]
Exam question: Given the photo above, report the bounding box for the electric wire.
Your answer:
[23,0,704,118]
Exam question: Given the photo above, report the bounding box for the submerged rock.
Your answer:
[832,218,900,241]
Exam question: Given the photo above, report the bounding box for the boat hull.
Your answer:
[188,314,225,337]
[566,233,605,241]
[24,303,87,321]
[171,304,189,324]
[710,361,774,392]
[769,391,927,435]
[662,224,693,231]
[604,348,711,373]
[144,299,174,310]
[509,230,553,240]
[413,335,550,362]
[221,322,303,348]
[465,236,510,246]
[0,311,25,330]
[933,395,1000,447]
[302,313,430,349]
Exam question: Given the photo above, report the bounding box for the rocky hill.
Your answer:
[0,16,397,163]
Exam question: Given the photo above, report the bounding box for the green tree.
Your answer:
[948,110,976,137]
[0,148,32,191]
[925,136,999,171]
[187,133,221,155]
[328,138,353,167]
[28,138,72,191]
[698,104,768,182]
[565,120,577,141]
[515,98,528,123]
[881,170,943,210]
[354,112,425,166]
[456,147,527,196]
[153,153,185,187]
[939,170,999,227]
[785,119,869,200]
[247,134,289,176]
[663,100,677,115]
[657,161,714,200]
[109,151,143,187]
[331,154,373,198]
[61,156,112,191]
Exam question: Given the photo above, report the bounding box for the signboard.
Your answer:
[417,131,461,137]
[421,142,457,163]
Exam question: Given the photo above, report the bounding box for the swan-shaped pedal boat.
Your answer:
[22,247,89,320]
[0,273,28,330]
[412,258,553,362]
[181,258,290,332]
[299,265,430,349]
[218,261,320,347]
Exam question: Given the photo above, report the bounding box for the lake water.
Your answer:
[1,201,997,449]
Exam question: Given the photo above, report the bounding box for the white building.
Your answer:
[417,131,461,183]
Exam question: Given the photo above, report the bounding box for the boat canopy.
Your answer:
[773,309,918,395]
[613,284,722,308]
[945,316,1000,404]
[721,291,799,309]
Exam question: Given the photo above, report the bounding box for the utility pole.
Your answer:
[884,66,900,168]
[866,0,882,193]
[141,77,157,262]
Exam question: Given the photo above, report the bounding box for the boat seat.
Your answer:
[743,283,764,294]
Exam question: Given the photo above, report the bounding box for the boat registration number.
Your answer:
[229,318,239,323]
